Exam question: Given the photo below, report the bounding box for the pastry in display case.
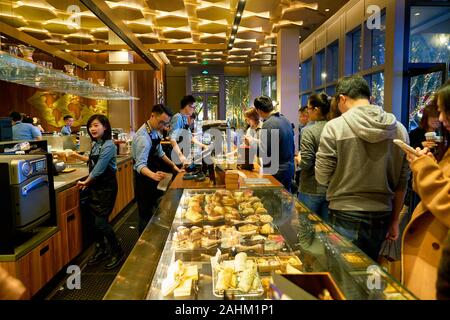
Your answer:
[140,188,416,300]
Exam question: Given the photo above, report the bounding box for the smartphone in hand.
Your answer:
[393,139,421,157]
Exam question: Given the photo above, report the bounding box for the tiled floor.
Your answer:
[40,203,140,300]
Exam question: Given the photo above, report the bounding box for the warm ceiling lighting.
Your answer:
[206,49,210,51]
[237,12,242,17]
[65,49,72,53]
[93,49,100,52]
[233,25,238,30]
[325,8,330,12]
[177,49,182,51]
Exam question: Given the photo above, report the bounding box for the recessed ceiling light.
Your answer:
[325,8,330,12]
[237,12,242,17]
[231,35,235,39]
[415,12,421,16]
[233,25,238,30]
[93,49,100,52]
[65,49,71,52]
[206,49,210,51]
[177,49,182,51]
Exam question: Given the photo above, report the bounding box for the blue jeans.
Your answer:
[329,210,391,261]
[298,192,329,222]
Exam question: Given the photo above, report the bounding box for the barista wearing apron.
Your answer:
[70,114,123,270]
[169,95,207,165]
[132,104,183,234]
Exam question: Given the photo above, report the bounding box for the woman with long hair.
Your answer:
[298,93,331,222]
[68,114,124,270]
[403,80,450,299]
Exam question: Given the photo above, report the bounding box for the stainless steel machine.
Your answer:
[0,155,51,232]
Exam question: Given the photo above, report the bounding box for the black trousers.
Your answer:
[94,215,120,253]
[134,173,164,234]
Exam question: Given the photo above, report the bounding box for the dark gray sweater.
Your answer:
[299,120,328,195]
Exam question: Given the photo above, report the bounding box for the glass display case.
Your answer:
[145,188,416,300]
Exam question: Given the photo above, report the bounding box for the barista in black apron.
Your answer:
[85,141,124,270]
[135,122,166,234]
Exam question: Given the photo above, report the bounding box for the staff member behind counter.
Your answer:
[132,104,184,234]
[66,115,124,269]
[61,115,74,136]
[169,95,208,165]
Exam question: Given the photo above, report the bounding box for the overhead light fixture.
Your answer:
[177,49,182,51]
[237,12,241,17]
[321,72,327,79]
[415,12,421,16]
[325,8,330,12]
[93,49,100,52]
[233,25,238,30]
[231,35,235,39]
[206,49,210,51]
[65,49,71,53]
[201,70,209,75]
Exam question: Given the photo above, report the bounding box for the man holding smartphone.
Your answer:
[315,75,410,261]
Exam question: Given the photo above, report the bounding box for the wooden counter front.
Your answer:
[169,169,283,189]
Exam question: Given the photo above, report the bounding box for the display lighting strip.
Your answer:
[228,0,246,50]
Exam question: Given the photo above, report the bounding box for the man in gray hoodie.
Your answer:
[315,75,410,261]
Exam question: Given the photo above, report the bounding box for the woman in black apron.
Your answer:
[70,115,124,270]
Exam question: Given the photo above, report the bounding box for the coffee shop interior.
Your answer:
[0,0,449,301]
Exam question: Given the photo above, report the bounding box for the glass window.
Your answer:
[262,75,277,101]
[408,71,443,131]
[371,13,386,67]
[364,72,385,107]
[191,76,219,92]
[225,77,249,129]
[300,59,312,91]
[300,94,310,107]
[349,28,362,73]
[326,86,336,96]
[409,6,450,64]
[315,50,326,87]
[326,41,339,82]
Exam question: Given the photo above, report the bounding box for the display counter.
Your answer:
[105,187,416,300]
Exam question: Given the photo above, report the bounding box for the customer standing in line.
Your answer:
[298,93,331,222]
[9,111,42,141]
[403,81,450,300]
[68,115,124,269]
[315,75,410,261]
[253,96,295,192]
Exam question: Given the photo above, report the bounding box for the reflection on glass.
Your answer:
[225,77,248,129]
[409,71,443,131]
[409,6,450,64]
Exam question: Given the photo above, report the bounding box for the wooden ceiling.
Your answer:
[0,0,349,67]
